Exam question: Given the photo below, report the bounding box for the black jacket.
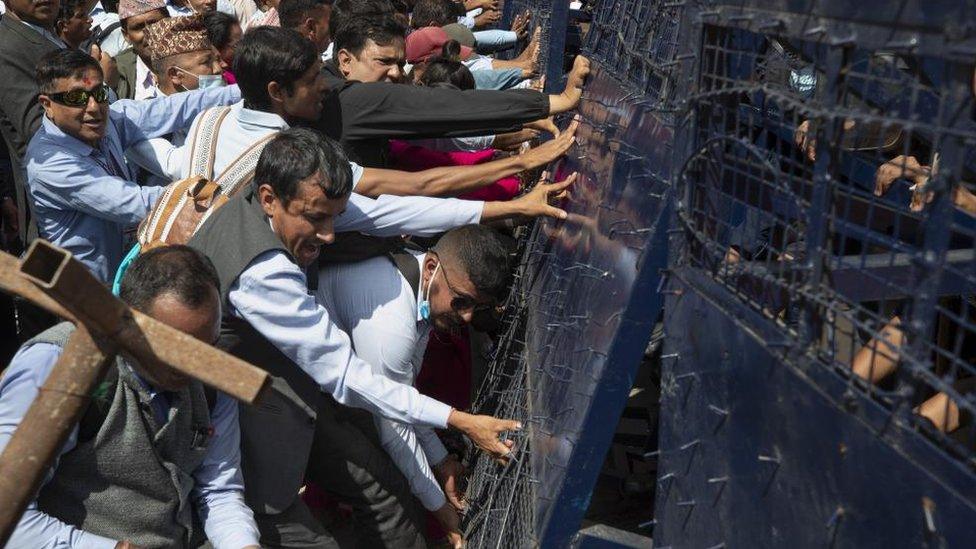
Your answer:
[0,15,61,243]
[316,61,549,168]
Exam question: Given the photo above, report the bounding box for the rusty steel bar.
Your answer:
[18,240,270,404]
[0,326,115,547]
[0,251,74,321]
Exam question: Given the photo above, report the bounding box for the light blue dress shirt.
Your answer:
[226,186,487,432]
[25,85,241,283]
[0,342,260,549]
[316,251,450,512]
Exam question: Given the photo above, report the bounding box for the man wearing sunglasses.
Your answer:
[26,48,241,283]
[315,224,515,548]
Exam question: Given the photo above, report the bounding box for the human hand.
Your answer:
[874,155,928,197]
[474,9,501,28]
[520,117,580,167]
[793,119,816,161]
[434,455,467,510]
[553,55,591,112]
[522,27,542,77]
[115,541,145,549]
[432,502,465,548]
[447,409,521,460]
[511,10,531,40]
[514,171,579,220]
[525,116,561,137]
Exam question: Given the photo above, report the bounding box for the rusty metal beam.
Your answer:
[18,240,270,404]
[0,326,115,546]
[0,251,73,321]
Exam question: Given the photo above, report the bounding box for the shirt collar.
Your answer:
[237,101,290,131]
[40,116,100,157]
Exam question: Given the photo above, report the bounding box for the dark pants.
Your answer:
[254,395,426,549]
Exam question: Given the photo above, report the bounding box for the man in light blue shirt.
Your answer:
[0,245,259,549]
[25,48,241,283]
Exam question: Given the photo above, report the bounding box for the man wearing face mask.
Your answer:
[316,224,527,548]
[141,15,223,101]
[124,15,225,185]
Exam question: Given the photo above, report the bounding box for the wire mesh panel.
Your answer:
[656,0,976,545]
[461,0,682,545]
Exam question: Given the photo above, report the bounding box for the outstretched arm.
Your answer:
[355,119,578,198]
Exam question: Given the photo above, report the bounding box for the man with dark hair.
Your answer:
[55,0,94,50]
[316,223,530,547]
[189,124,573,547]
[0,245,260,548]
[410,0,458,28]
[278,0,332,55]
[276,1,588,169]
[25,48,240,283]
[333,14,406,83]
[114,0,170,100]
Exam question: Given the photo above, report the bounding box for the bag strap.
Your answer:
[213,132,277,196]
[188,107,233,179]
[388,244,425,298]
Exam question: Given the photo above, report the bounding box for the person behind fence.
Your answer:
[24,48,239,284]
[316,223,539,547]
[0,245,260,549]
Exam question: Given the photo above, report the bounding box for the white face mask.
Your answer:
[175,66,225,90]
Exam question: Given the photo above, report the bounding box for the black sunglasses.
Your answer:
[438,258,494,313]
[46,85,110,108]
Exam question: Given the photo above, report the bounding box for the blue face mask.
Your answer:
[419,262,440,321]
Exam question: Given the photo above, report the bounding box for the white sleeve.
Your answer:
[337,193,483,237]
[125,137,185,181]
[227,251,454,428]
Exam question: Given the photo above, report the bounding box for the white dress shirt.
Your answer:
[316,251,450,511]
[134,57,158,101]
[136,100,488,431]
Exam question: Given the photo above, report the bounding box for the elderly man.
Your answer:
[317,224,531,547]
[25,49,240,283]
[0,245,260,548]
[143,15,225,100]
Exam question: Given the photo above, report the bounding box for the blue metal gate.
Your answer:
[464,0,976,546]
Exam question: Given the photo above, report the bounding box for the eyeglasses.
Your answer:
[46,85,110,108]
[437,256,494,313]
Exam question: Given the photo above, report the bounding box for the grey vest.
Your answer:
[29,322,212,548]
[189,192,321,514]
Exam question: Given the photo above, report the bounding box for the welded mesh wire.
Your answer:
[461,224,541,548]
[676,24,976,464]
[586,0,683,97]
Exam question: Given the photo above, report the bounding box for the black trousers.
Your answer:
[253,395,426,549]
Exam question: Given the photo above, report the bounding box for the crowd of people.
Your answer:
[0,0,592,546]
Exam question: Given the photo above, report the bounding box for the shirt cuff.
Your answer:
[457,199,484,225]
[422,399,453,429]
